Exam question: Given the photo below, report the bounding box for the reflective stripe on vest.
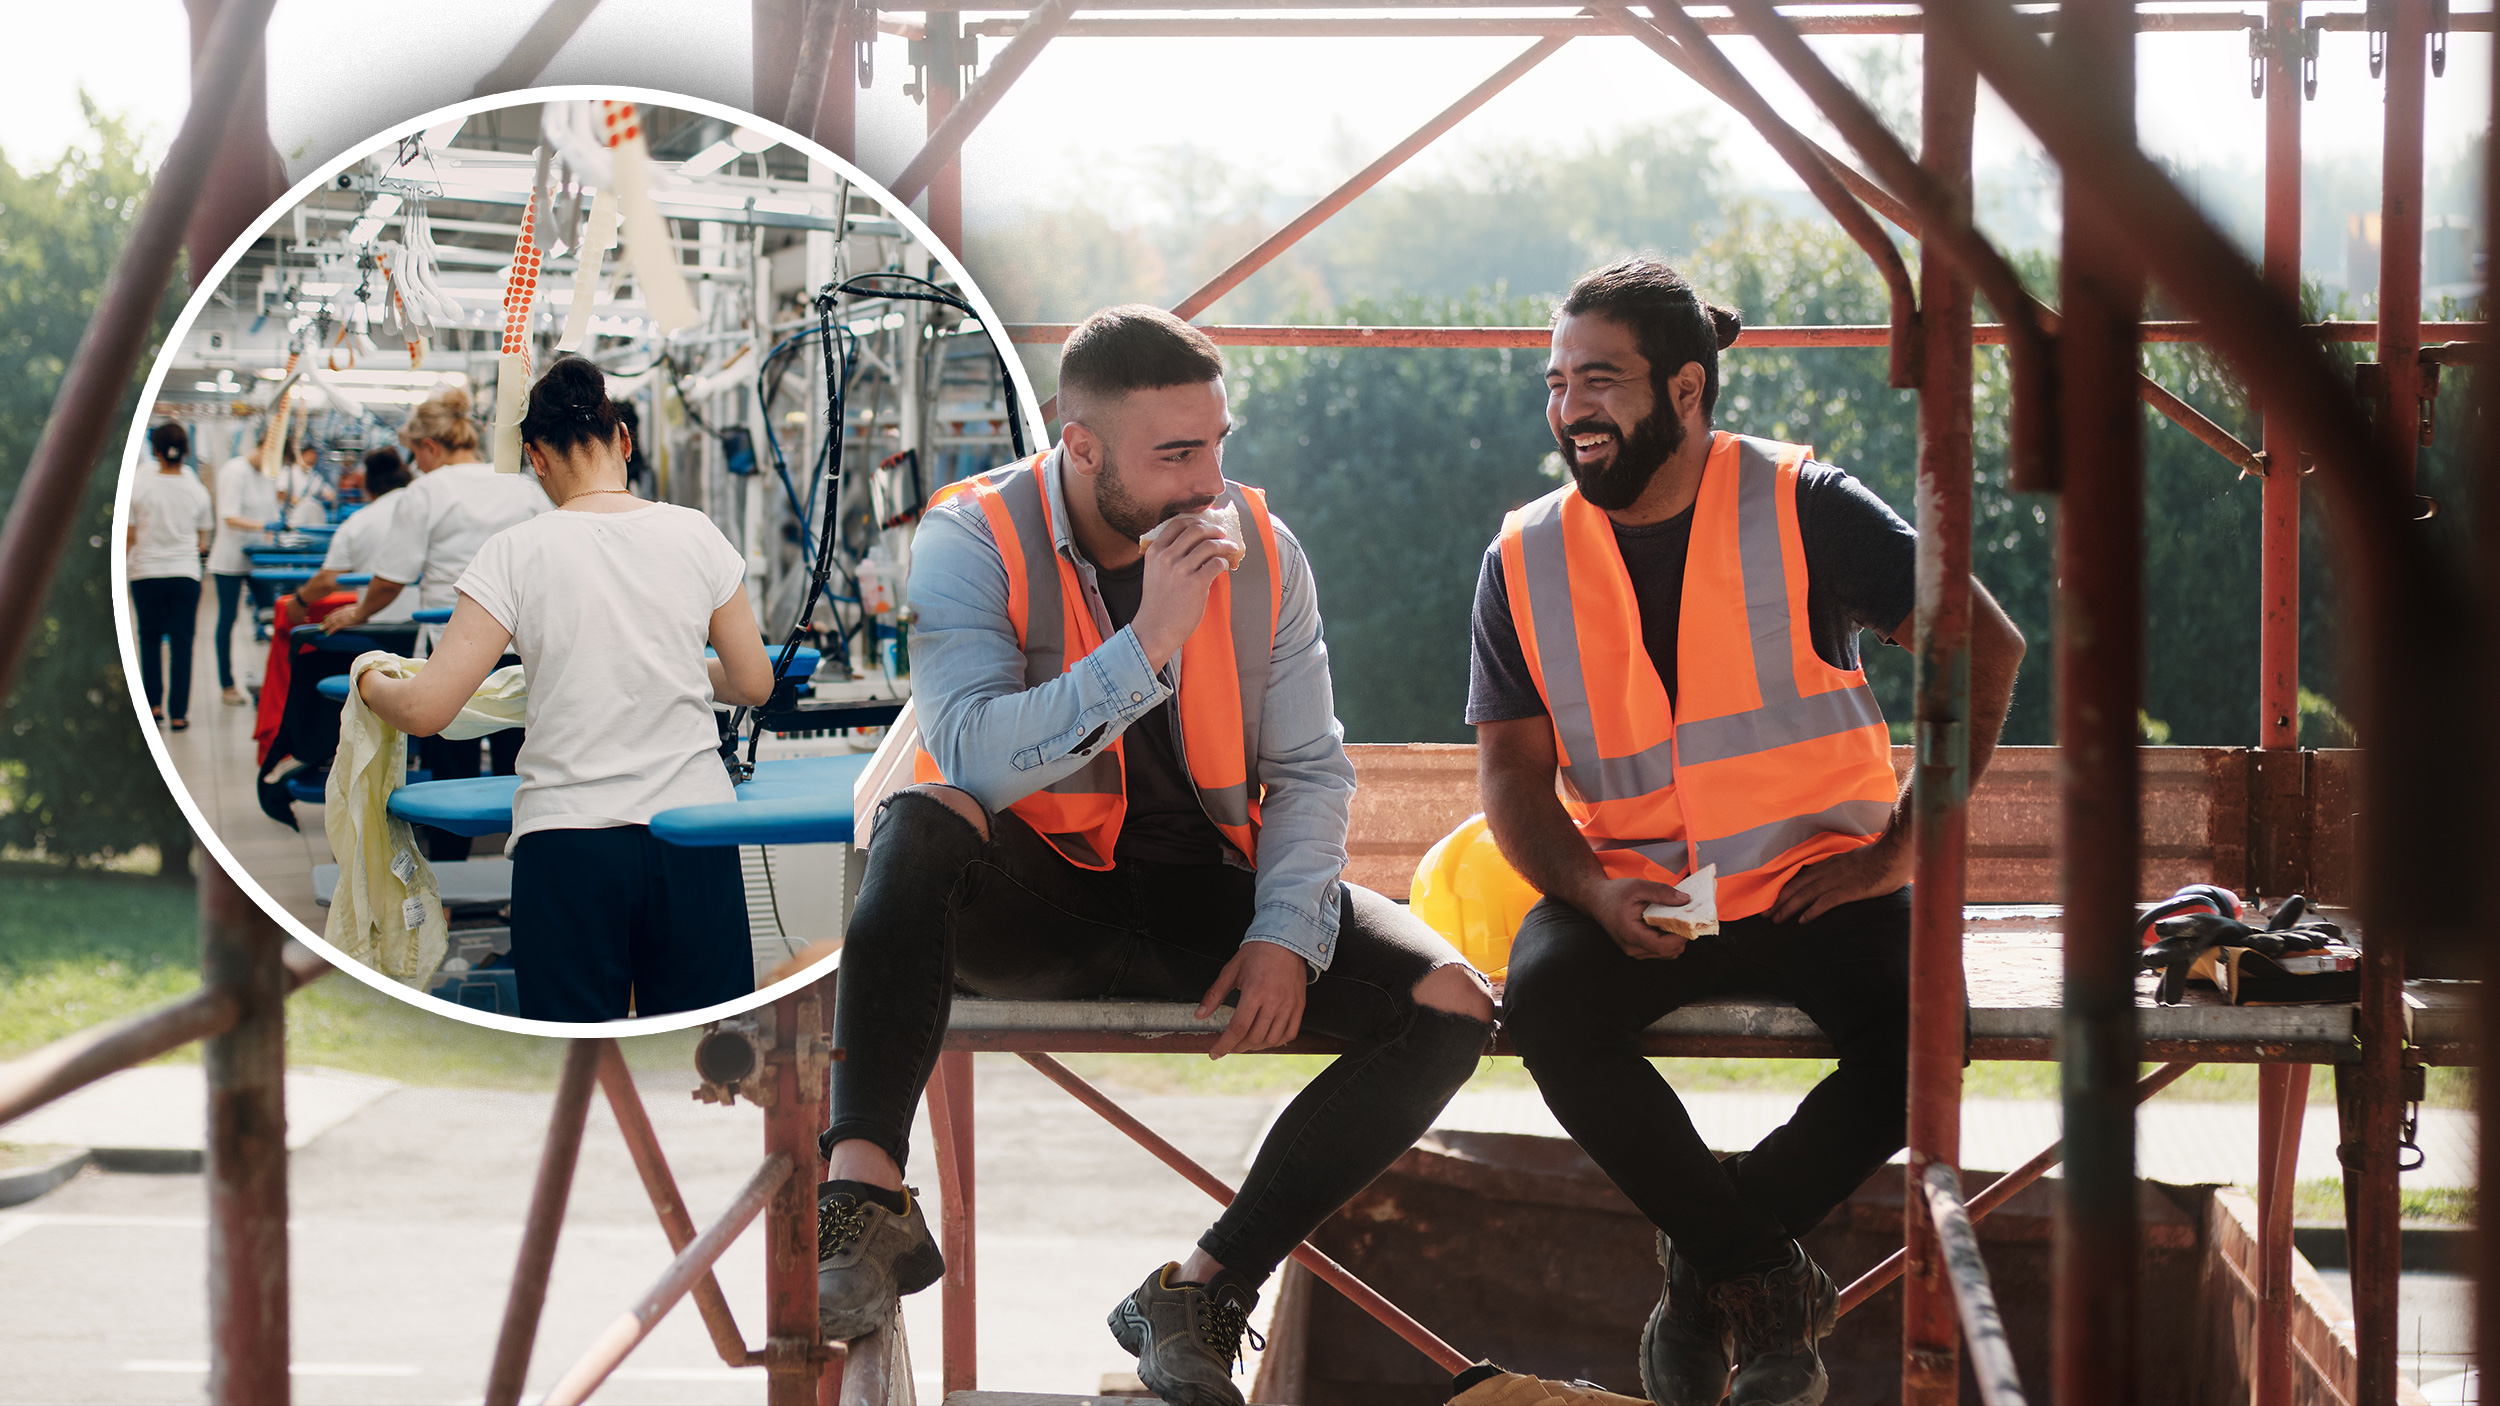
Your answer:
[1499,431,1898,919]
[913,452,1281,870]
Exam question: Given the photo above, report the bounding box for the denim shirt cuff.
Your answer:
[1246,899,1340,978]
[1087,627,1170,723]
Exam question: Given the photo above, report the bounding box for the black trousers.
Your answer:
[507,825,754,1022]
[825,791,1492,1284]
[131,577,202,719]
[415,727,525,860]
[1503,886,1916,1282]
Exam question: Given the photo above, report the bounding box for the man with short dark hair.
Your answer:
[816,304,1495,1406]
[1474,259,2025,1406]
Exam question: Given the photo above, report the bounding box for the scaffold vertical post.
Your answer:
[2253,13,2310,1399]
[1903,26,1976,1406]
[180,0,288,287]
[928,1051,979,1394]
[924,12,966,251]
[485,1039,602,1406]
[201,855,290,1406]
[2478,34,2500,1388]
[2049,2,2144,1403]
[2348,4,2431,1397]
[764,982,834,1405]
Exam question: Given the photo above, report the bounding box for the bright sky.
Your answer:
[1,2,2488,232]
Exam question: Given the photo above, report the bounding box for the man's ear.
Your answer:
[1671,361,1710,427]
[1061,418,1104,478]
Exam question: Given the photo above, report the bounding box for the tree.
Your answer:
[0,104,194,875]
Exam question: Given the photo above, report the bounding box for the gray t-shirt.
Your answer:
[1467,462,1918,723]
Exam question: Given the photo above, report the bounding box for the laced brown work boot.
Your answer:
[1106,1263,1264,1406]
[815,1183,945,1342]
[1708,1241,1837,1406]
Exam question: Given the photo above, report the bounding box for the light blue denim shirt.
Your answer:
[905,448,1357,973]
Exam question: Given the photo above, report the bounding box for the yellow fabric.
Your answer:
[323,653,527,988]
[1409,813,1542,979]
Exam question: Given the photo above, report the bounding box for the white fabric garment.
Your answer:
[370,460,552,646]
[319,492,416,624]
[277,463,329,528]
[325,653,528,988]
[208,456,278,575]
[129,469,213,580]
[455,502,742,850]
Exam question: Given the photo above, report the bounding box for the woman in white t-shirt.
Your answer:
[126,422,215,730]
[291,447,416,626]
[208,431,284,704]
[359,356,777,1022]
[278,442,336,529]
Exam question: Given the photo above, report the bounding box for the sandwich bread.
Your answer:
[1139,501,1246,570]
[1641,863,1719,940]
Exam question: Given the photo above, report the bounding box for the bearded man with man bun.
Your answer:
[1473,259,2027,1406]
[814,305,1494,1406]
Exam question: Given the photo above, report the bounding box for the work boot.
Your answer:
[1107,1263,1264,1406]
[1709,1241,1837,1406]
[815,1182,945,1342]
[1640,1232,1732,1405]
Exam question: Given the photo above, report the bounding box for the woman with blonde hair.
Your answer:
[326,383,550,857]
[359,356,775,1021]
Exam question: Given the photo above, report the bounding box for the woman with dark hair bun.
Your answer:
[128,421,214,730]
[358,355,778,1022]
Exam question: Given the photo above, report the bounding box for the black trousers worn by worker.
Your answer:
[825,790,1492,1284]
[130,577,202,720]
[1502,886,1917,1283]
[508,825,753,1022]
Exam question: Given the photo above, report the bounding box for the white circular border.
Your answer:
[112,83,1045,1039]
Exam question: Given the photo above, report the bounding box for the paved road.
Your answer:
[0,1056,1273,1405]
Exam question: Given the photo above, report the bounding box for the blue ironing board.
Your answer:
[412,607,452,624]
[252,569,368,588]
[708,645,822,678]
[385,754,870,845]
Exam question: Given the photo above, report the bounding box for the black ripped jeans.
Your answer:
[825,790,1492,1284]
[1502,887,1918,1283]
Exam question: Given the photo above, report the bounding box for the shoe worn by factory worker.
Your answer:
[815,1181,944,1342]
[1641,1232,1733,1405]
[1709,1241,1838,1406]
[1108,1263,1264,1406]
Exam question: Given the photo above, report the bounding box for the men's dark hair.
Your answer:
[146,421,188,463]
[520,354,625,455]
[362,446,411,497]
[1057,305,1225,419]
[1558,258,1745,418]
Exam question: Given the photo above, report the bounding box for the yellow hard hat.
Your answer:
[1409,813,1543,979]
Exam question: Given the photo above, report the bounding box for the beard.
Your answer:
[1093,447,1213,542]
[1559,399,1683,511]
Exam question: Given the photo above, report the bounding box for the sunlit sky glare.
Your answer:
[2,2,2489,250]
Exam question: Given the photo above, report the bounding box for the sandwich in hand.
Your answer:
[1641,863,1719,940]
[1139,501,1246,570]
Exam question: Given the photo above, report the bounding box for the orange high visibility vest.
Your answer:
[912,453,1284,870]
[1498,431,1899,920]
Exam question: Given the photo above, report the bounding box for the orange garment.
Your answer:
[254,591,357,766]
[912,454,1283,870]
[1498,431,1898,920]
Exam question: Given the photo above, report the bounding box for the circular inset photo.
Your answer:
[115,88,1038,1033]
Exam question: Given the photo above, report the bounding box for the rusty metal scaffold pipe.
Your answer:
[0,942,326,1131]
[484,1039,604,1406]
[1018,1053,1476,1376]
[0,0,278,709]
[1593,1,1921,388]
[761,985,836,1406]
[2045,2,2146,1399]
[2478,31,2500,1386]
[468,0,605,97]
[960,11,2283,37]
[1008,320,2480,349]
[1725,0,2056,489]
[783,0,852,142]
[1173,34,1568,324]
[539,1153,798,1406]
[1922,1164,2031,1406]
[202,856,291,1406]
[2257,0,2305,749]
[928,1049,981,1395]
[889,0,1078,207]
[1836,1062,2199,1318]
[1898,27,1976,1403]
[595,1043,753,1367]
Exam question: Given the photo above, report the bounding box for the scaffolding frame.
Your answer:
[0,1,2487,1403]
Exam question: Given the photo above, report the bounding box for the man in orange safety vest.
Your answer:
[1474,259,2026,1406]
